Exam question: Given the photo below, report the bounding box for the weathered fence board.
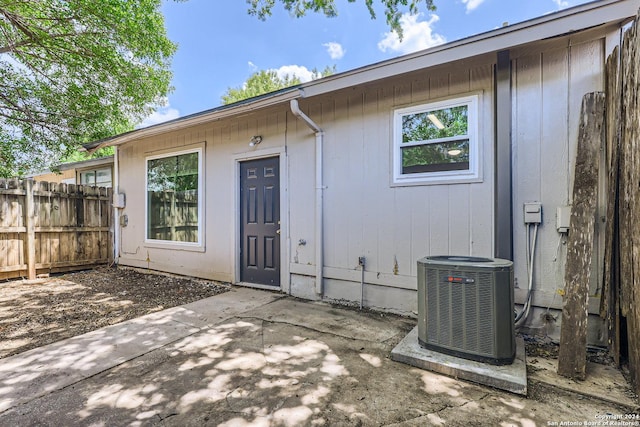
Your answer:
[601,45,621,367]
[601,9,640,396]
[0,179,112,280]
[557,92,605,380]
[620,13,640,394]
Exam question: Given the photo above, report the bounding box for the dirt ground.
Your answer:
[0,266,229,359]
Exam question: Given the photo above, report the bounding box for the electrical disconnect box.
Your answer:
[113,193,126,209]
[556,205,571,233]
[523,202,542,224]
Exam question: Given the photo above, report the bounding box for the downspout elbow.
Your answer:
[290,99,322,133]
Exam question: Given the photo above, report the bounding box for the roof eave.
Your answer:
[85,0,637,151]
[84,87,301,150]
[299,0,637,98]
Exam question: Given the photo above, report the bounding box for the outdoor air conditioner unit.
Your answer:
[417,255,515,365]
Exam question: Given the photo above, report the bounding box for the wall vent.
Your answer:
[417,256,515,365]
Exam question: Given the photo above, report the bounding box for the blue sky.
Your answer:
[142,0,592,126]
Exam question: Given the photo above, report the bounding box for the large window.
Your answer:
[393,94,480,185]
[146,149,202,245]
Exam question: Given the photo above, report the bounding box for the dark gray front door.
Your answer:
[240,157,280,286]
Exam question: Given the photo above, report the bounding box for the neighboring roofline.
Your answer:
[27,155,114,178]
[85,0,637,151]
[56,155,114,171]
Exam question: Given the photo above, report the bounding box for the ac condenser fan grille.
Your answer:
[426,269,496,357]
[417,256,515,365]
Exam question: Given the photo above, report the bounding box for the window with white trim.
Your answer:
[146,148,202,245]
[79,167,112,188]
[393,95,480,185]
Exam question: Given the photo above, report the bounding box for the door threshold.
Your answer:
[236,282,282,291]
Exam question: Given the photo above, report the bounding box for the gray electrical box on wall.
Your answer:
[523,202,542,224]
[113,193,126,209]
[556,205,571,233]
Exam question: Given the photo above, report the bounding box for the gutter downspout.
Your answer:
[290,99,325,296]
[495,50,513,261]
[113,146,120,264]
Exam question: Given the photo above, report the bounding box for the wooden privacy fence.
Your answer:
[0,179,112,280]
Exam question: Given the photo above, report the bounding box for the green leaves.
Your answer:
[0,0,176,177]
[221,66,335,105]
[246,0,436,37]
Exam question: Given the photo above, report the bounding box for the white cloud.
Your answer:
[377,14,446,55]
[138,105,180,128]
[248,61,258,72]
[274,65,316,82]
[552,0,569,8]
[461,0,486,13]
[323,42,345,60]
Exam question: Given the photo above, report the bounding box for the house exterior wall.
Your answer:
[31,158,114,187]
[288,57,496,313]
[116,106,288,282]
[115,56,497,313]
[509,33,614,342]
[114,25,618,341]
[32,169,75,184]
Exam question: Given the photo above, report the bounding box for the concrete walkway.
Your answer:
[0,287,635,426]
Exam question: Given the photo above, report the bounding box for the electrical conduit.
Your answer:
[290,99,325,296]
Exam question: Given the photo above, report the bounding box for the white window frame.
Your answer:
[78,167,112,188]
[392,94,481,186]
[144,147,204,249]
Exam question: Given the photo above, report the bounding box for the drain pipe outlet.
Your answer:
[290,99,325,296]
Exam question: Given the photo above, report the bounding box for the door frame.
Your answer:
[232,146,289,292]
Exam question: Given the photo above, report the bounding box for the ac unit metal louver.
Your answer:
[417,256,515,365]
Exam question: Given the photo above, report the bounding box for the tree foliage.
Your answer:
[0,0,177,177]
[246,0,436,37]
[221,65,335,105]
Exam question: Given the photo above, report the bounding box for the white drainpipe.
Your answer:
[112,145,120,263]
[290,99,325,296]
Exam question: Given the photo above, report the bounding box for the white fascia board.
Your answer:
[299,0,637,98]
[58,155,114,171]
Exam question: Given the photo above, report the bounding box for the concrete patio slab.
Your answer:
[0,287,281,414]
[390,326,528,395]
[238,298,401,343]
[0,287,635,426]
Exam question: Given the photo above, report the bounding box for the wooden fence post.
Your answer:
[557,92,605,380]
[24,179,36,280]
